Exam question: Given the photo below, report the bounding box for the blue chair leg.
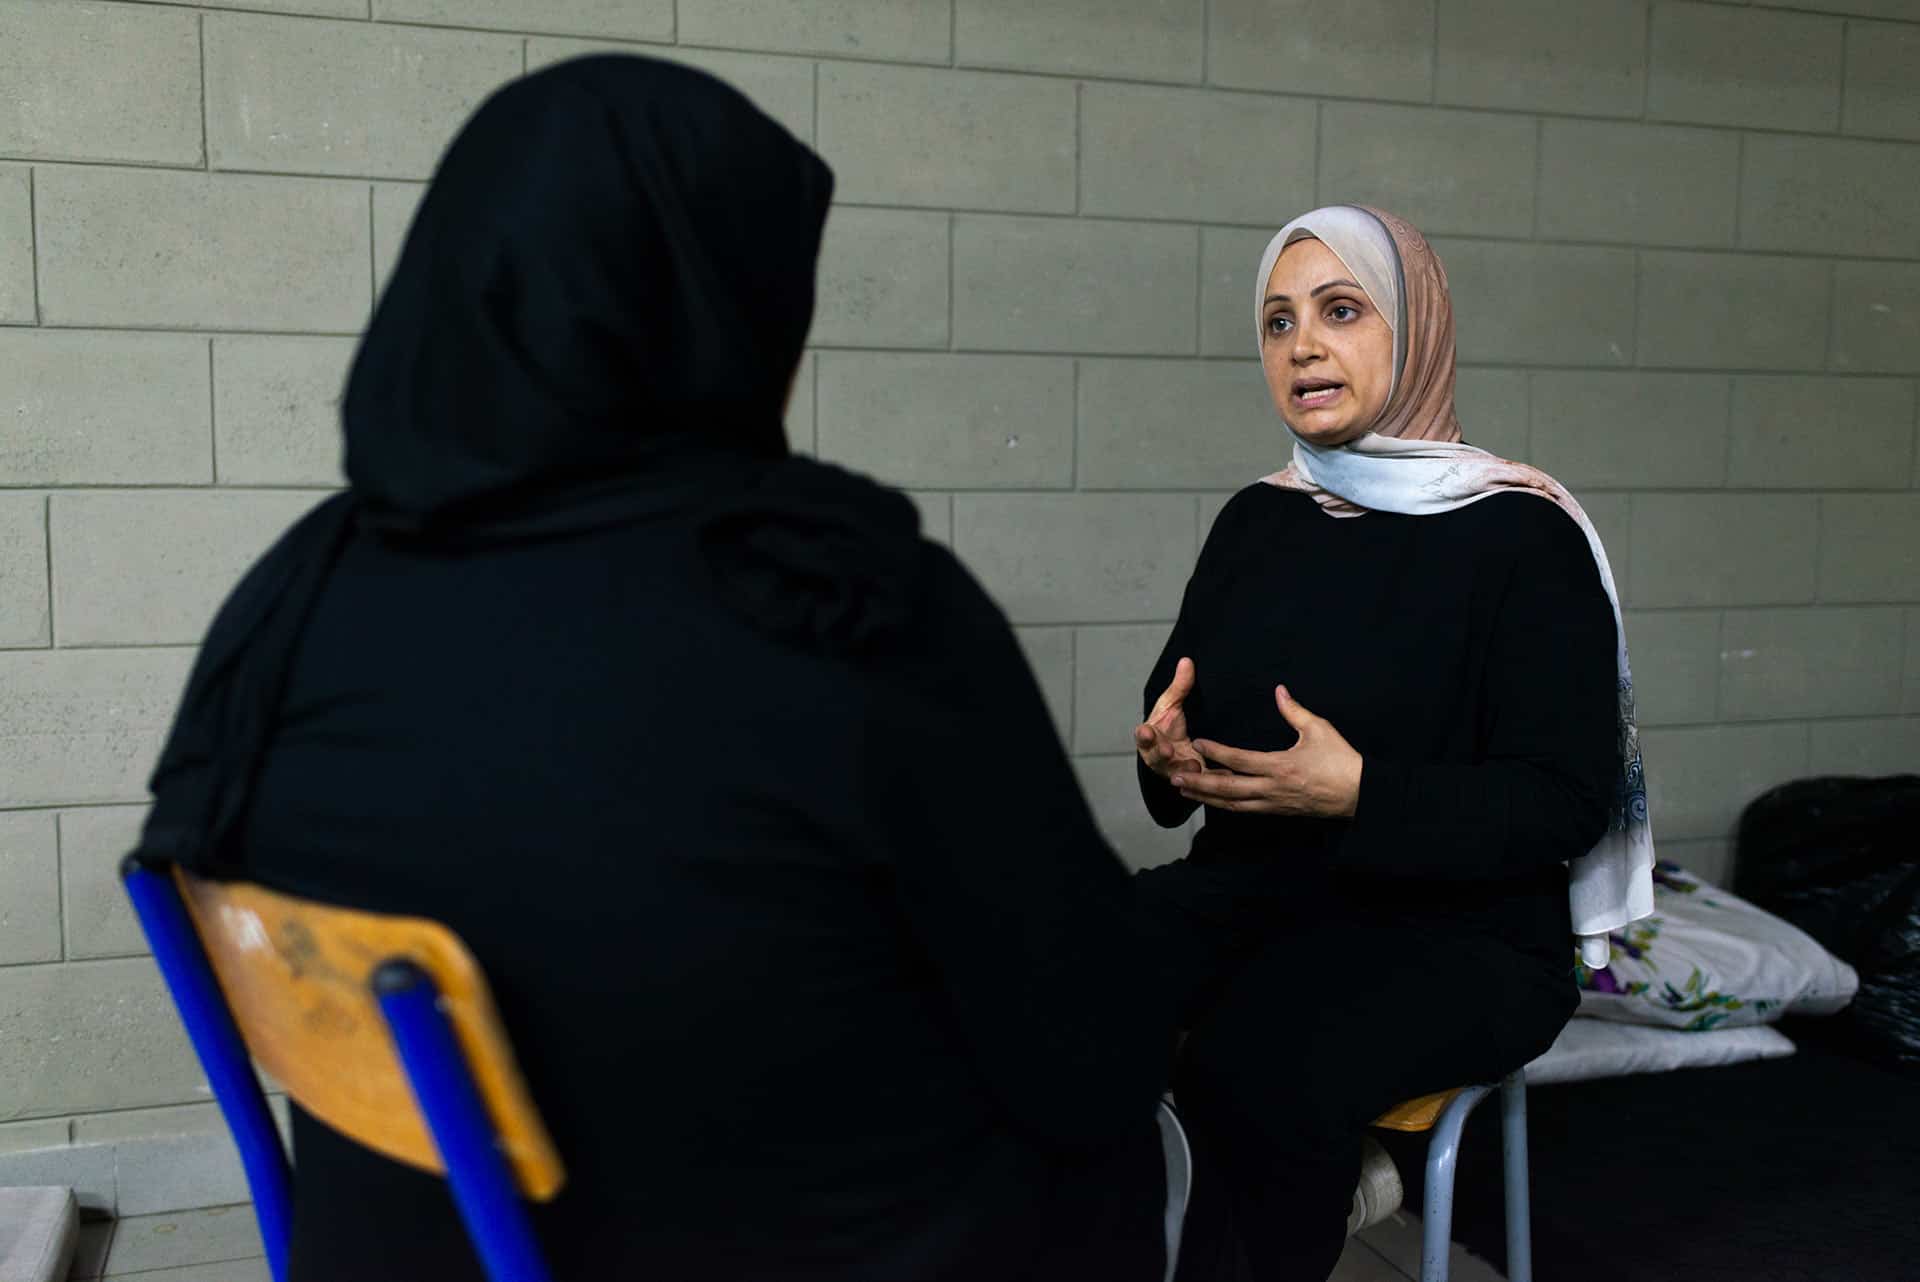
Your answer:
[1420,1084,1492,1282]
[1500,1072,1532,1282]
[373,961,554,1282]
[120,860,294,1282]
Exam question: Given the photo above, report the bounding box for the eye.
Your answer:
[1265,313,1292,336]
[1328,303,1361,322]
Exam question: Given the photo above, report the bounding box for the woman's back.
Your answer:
[241,461,1166,1279]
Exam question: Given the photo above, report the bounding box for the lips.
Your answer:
[1291,378,1344,409]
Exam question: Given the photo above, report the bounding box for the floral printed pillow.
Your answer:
[1574,862,1858,1031]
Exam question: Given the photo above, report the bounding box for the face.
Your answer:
[1260,237,1395,446]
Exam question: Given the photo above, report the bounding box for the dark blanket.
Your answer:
[1383,1023,1920,1282]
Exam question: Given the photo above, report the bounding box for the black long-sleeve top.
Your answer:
[1136,484,1619,967]
[231,462,1170,1281]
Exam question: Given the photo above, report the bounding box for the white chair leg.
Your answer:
[1421,1085,1492,1282]
[1156,1100,1192,1282]
[1500,1072,1532,1282]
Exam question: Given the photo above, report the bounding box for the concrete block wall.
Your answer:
[2,0,1917,1205]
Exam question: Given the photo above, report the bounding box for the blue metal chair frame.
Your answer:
[1415,1071,1531,1282]
[121,858,555,1282]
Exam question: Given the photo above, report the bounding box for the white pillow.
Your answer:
[1575,862,1857,1030]
[1526,1018,1796,1086]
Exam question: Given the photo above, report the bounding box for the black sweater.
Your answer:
[234,467,1170,1281]
[1136,485,1620,967]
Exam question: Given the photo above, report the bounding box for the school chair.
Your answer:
[120,858,565,1282]
[1371,1071,1531,1282]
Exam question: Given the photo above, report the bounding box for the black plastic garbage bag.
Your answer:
[1734,774,1920,1072]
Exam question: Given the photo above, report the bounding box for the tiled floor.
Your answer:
[67,1204,1502,1281]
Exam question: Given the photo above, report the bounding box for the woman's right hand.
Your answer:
[1135,657,1207,781]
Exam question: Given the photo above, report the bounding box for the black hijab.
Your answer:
[136,55,881,872]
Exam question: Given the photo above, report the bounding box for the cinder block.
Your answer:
[1537,120,1739,248]
[1199,226,1274,358]
[818,65,1075,212]
[524,41,814,143]
[1818,494,1920,602]
[100,1204,263,1277]
[813,208,949,349]
[1013,626,1074,745]
[1747,0,1920,15]
[953,494,1195,623]
[956,0,1202,81]
[1432,239,1635,367]
[1809,718,1920,778]
[680,0,950,63]
[815,353,1074,489]
[77,1106,247,1217]
[1740,135,1920,260]
[186,0,363,13]
[906,491,950,546]
[953,217,1197,355]
[1641,722,1809,841]
[1829,261,1920,375]
[0,1,200,165]
[1199,491,1236,541]
[1208,0,1435,103]
[205,14,521,180]
[0,959,206,1122]
[1077,359,1286,490]
[213,337,352,487]
[1636,251,1830,371]
[1530,371,1728,489]
[0,332,212,486]
[1648,2,1842,131]
[59,807,151,961]
[1080,84,1314,225]
[1661,838,1731,885]
[1623,610,1721,727]
[0,1139,116,1216]
[785,351,817,454]
[0,812,60,965]
[1630,494,1819,608]
[1455,368,1528,461]
[0,165,35,324]
[1844,20,1920,141]
[0,1119,69,1155]
[1073,624,1172,756]
[0,649,195,808]
[371,182,426,299]
[51,491,322,648]
[375,0,672,40]
[1072,754,1194,870]
[1318,103,1536,239]
[1908,609,1920,714]
[1719,607,1903,722]
[36,168,370,332]
[1727,377,1915,489]
[0,494,49,648]
[1435,0,1646,117]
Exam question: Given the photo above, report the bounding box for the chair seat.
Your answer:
[1370,1087,1465,1133]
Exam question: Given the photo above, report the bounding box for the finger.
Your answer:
[1168,770,1269,801]
[1134,723,1157,750]
[1148,657,1197,720]
[1188,739,1269,774]
[1274,683,1319,734]
[1177,791,1278,814]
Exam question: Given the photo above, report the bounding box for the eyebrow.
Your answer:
[1264,279,1364,304]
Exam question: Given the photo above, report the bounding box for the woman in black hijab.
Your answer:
[134,55,1171,1281]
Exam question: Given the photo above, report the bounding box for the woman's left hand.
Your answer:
[1170,685,1364,818]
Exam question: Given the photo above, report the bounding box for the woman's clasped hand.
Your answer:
[1134,658,1363,819]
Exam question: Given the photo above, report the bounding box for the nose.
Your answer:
[1289,320,1325,364]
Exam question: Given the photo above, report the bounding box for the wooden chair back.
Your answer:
[173,867,566,1201]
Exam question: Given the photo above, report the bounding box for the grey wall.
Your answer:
[2,0,1917,1196]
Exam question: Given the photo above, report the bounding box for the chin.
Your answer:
[1286,418,1368,447]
